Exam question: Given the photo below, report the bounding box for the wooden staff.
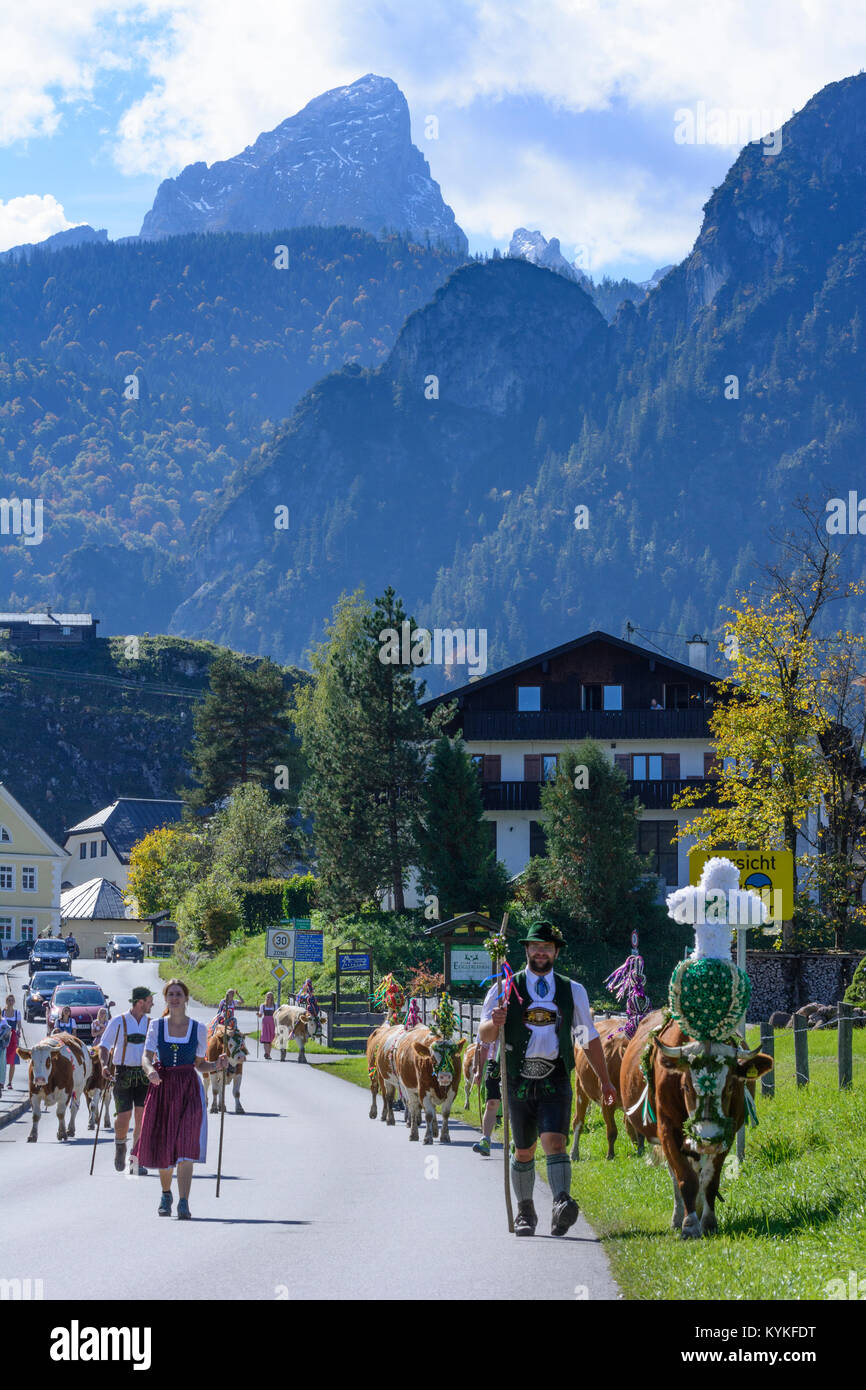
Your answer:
[256,1004,260,1060]
[495,911,514,1234]
[215,1021,229,1198]
[89,1075,112,1176]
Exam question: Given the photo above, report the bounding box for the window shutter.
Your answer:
[662,753,680,779]
[614,754,631,777]
[704,751,719,778]
[524,754,542,781]
[483,755,501,782]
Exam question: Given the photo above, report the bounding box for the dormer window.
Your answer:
[0,825,10,842]
[517,686,541,712]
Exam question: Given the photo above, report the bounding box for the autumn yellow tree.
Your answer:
[125,824,211,917]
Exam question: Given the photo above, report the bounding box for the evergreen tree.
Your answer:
[184,652,300,808]
[415,735,509,921]
[540,741,656,945]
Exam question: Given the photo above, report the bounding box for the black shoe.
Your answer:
[114,1142,127,1173]
[551,1193,579,1237]
[514,1200,538,1237]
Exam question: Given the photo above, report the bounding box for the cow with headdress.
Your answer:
[619,858,773,1238]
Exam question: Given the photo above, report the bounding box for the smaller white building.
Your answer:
[62,799,184,891]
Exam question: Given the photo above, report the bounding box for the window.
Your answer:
[0,917,12,941]
[20,918,35,940]
[582,684,622,710]
[90,840,98,857]
[79,843,87,860]
[517,686,541,712]
[22,866,36,891]
[542,754,558,781]
[0,866,13,890]
[100,841,108,857]
[0,825,10,842]
[664,683,689,710]
[472,754,501,782]
[638,820,678,886]
[62,626,72,636]
[633,754,663,781]
[529,820,548,858]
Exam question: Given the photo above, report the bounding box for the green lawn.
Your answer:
[318,1027,866,1300]
[158,938,310,1010]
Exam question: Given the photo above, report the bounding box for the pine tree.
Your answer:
[415,736,509,921]
[184,652,300,808]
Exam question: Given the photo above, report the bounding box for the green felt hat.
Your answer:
[130,986,153,1003]
[519,920,564,946]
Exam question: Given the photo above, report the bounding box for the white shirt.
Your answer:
[479,967,598,1062]
[100,1011,152,1066]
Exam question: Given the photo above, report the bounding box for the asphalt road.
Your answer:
[1,958,620,1301]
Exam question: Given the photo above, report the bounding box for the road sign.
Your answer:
[293,917,312,931]
[294,931,324,963]
[688,848,793,925]
[338,952,371,972]
[270,962,289,982]
[266,927,295,959]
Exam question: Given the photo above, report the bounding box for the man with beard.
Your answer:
[479,921,616,1237]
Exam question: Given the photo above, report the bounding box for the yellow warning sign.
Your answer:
[688,849,794,924]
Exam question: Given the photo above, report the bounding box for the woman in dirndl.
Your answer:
[2,993,22,1089]
[258,991,276,1059]
[134,979,228,1220]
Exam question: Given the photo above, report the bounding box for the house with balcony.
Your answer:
[422,629,723,892]
[0,782,66,950]
[62,798,184,892]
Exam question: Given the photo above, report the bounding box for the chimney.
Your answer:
[686,634,708,671]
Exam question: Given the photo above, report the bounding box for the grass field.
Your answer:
[318,1027,866,1300]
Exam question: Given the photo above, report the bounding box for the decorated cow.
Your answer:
[571,1018,644,1161]
[204,1022,249,1114]
[620,858,773,1238]
[274,1004,317,1062]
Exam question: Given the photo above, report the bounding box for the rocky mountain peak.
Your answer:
[139,73,468,253]
[507,227,590,285]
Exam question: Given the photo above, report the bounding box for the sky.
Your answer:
[1,1,865,278]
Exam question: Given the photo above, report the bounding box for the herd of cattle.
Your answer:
[365,1009,772,1240]
[13,994,772,1239]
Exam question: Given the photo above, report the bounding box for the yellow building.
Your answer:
[0,782,66,949]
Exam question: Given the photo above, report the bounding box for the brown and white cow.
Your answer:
[85,1047,113,1131]
[274,1004,317,1063]
[367,1020,397,1120]
[620,1009,773,1239]
[387,1026,466,1144]
[372,1023,409,1125]
[204,1023,248,1114]
[17,1033,93,1143]
[571,1018,644,1162]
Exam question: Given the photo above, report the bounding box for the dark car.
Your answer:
[3,939,34,960]
[28,938,72,978]
[24,972,82,1022]
[48,982,113,1044]
[105,934,145,963]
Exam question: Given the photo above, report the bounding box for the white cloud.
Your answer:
[0,195,81,253]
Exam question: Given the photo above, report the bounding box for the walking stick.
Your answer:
[491,912,514,1233]
[256,1006,260,1060]
[215,1022,229,1198]
[89,1077,111,1176]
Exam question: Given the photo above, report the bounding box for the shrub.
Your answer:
[236,879,286,934]
[282,873,317,919]
[844,955,866,1008]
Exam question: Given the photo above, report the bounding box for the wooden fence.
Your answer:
[757,1001,860,1094]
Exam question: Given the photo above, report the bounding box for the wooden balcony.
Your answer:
[462,708,711,742]
[627,777,717,808]
[479,777,717,812]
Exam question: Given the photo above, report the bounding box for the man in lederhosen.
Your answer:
[479,921,617,1237]
[99,986,154,1176]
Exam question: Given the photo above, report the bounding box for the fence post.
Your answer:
[759,1022,775,1097]
[838,1001,853,1091]
[793,1013,809,1086]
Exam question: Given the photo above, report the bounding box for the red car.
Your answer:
[48,982,114,1045]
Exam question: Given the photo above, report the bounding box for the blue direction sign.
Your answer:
[294,932,324,963]
[338,952,371,973]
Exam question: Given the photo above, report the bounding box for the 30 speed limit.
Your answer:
[266,927,295,959]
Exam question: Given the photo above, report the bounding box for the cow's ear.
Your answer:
[736,1054,774,1079]
[415,1043,431,1056]
[455,1038,466,1053]
[17,1047,31,1060]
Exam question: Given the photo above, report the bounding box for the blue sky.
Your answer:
[1,1,864,278]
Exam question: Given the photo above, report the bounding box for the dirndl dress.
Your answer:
[132,1017,208,1168]
[4,1010,20,1065]
[259,1006,276,1044]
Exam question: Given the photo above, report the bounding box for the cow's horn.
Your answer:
[656,1039,684,1059]
[737,1045,762,1061]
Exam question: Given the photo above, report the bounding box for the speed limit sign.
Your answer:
[266,927,295,959]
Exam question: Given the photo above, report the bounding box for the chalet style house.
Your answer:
[63,798,184,892]
[422,629,722,891]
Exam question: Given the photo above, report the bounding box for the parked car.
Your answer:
[24,972,83,1022]
[47,982,113,1044]
[3,939,34,960]
[105,934,145,963]
[28,938,72,978]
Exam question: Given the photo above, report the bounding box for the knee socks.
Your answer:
[546,1152,572,1200]
[510,1157,536,1202]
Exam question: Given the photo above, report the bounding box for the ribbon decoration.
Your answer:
[403,998,421,1030]
[480,961,523,1005]
[371,973,406,1025]
[604,953,651,1039]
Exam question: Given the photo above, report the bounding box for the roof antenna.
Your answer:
[625,621,635,642]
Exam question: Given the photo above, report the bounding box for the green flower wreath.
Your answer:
[668,957,751,1042]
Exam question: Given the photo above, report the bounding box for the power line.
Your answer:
[0,661,203,701]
